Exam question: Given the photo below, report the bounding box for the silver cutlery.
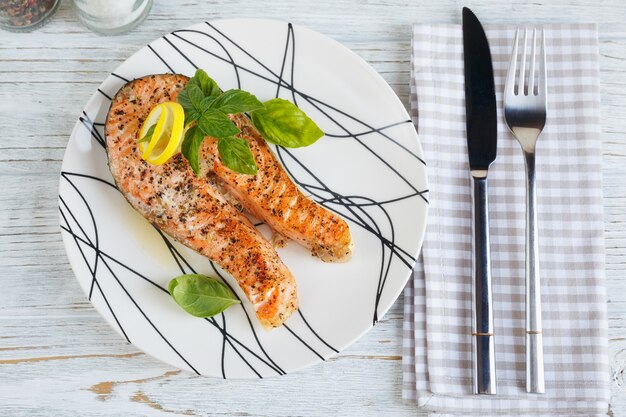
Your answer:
[462,7,498,395]
[504,27,548,394]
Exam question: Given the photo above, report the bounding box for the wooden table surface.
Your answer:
[1,1,625,415]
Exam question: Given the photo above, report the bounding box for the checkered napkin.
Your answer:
[402,24,610,416]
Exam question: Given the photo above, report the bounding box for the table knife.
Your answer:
[462,7,498,395]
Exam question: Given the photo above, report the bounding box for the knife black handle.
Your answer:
[470,172,496,395]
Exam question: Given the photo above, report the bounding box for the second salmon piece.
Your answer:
[202,114,353,262]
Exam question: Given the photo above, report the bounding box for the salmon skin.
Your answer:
[105,74,297,329]
[201,114,353,262]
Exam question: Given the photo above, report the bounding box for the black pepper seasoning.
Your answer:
[0,0,60,31]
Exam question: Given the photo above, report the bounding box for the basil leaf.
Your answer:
[217,136,258,175]
[198,109,240,138]
[211,89,264,114]
[177,83,210,122]
[138,124,156,143]
[187,69,221,98]
[181,125,206,176]
[250,98,324,148]
[168,274,240,318]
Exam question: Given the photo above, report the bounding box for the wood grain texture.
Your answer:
[1,0,624,415]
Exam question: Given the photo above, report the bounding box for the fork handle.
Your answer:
[524,151,545,394]
[470,172,496,395]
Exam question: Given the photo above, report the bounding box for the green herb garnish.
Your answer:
[187,68,221,98]
[177,69,325,176]
[138,124,156,143]
[177,83,214,123]
[250,98,325,148]
[168,274,240,318]
[212,89,265,114]
[178,70,262,175]
[217,136,259,175]
[180,125,205,175]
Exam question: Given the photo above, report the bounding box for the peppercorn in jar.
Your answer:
[0,0,60,31]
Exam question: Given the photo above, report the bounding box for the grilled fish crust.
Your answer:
[201,115,353,262]
[105,74,297,329]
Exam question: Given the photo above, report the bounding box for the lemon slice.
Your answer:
[138,102,185,165]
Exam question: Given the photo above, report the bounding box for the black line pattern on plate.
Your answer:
[165,23,428,322]
[79,111,106,149]
[111,72,130,83]
[60,171,290,377]
[153,228,287,377]
[147,44,174,73]
[58,197,130,342]
[59,174,201,375]
[169,30,241,89]
[60,169,294,377]
[204,21,426,166]
[160,26,357,353]
[61,191,288,378]
[97,88,112,101]
[59,21,427,377]
[60,173,101,300]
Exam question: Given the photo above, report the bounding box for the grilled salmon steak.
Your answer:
[201,115,352,262]
[105,73,353,327]
[105,74,297,328]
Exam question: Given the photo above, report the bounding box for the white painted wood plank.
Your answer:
[1,0,625,415]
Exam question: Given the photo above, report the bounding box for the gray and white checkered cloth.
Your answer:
[402,24,610,416]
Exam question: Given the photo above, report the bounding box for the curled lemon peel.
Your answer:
[138,102,185,165]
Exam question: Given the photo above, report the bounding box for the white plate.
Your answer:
[59,19,428,378]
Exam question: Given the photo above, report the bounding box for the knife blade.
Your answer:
[462,6,498,395]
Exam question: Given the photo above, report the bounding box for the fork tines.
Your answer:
[505,27,547,98]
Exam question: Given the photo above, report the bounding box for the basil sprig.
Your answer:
[177,69,325,176]
[168,274,240,318]
[178,70,263,176]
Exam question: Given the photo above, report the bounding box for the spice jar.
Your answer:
[72,0,152,35]
[0,0,60,32]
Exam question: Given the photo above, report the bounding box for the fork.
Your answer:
[504,27,547,394]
